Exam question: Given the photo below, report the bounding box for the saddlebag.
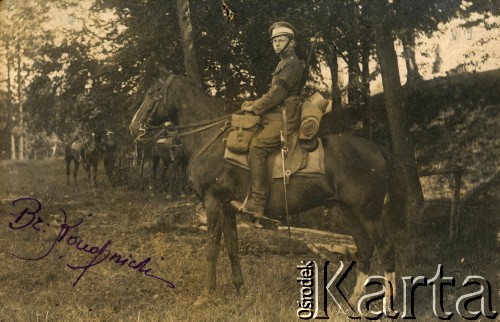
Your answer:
[226,113,261,154]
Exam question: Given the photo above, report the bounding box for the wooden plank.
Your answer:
[197,223,357,256]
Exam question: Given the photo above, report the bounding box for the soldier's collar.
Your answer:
[279,48,296,60]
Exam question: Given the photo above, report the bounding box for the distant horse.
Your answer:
[65,133,103,187]
[137,138,189,198]
[153,140,190,198]
[130,72,407,307]
[65,140,83,185]
[102,135,118,186]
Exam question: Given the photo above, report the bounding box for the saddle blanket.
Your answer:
[223,138,325,179]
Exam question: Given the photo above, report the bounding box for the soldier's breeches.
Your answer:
[248,122,282,204]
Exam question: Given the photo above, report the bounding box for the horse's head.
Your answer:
[130,67,230,141]
[85,132,97,152]
[129,71,177,139]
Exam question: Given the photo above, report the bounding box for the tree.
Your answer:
[400,29,423,82]
[92,0,184,123]
[370,0,424,216]
[391,0,462,84]
[0,0,53,159]
[176,0,203,86]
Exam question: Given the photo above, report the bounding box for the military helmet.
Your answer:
[269,21,297,39]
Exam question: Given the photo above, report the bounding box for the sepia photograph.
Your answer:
[0,0,498,320]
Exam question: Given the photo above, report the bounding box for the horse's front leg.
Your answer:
[73,162,79,185]
[92,165,98,187]
[83,163,91,184]
[151,155,159,193]
[193,193,223,307]
[66,159,71,185]
[222,204,243,293]
[205,194,224,292]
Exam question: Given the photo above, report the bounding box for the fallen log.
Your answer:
[196,223,357,256]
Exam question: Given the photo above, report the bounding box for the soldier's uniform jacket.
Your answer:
[251,50,304,133]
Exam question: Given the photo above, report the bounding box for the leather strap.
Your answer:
[188,121,231,177]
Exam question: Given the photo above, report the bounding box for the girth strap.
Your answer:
[188,121,231,177]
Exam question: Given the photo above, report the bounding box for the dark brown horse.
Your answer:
[65,140,83,185]
[136,140,188,197]
[152,141,189,198]
[65,133,102,187]
[102,135,118,186]
[130,72,407,307]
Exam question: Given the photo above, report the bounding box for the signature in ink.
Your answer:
[7,197,175,288]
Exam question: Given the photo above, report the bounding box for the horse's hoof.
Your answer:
[234,284,243,295]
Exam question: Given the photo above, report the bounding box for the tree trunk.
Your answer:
[401,28,423,83]
[6,39,16,160]
[372,2,424,218]
[360,36,372,139]
[432,45,442,74]
[327,45,342,110]
[346,51,362,108]
[11,135,16,160]
[176,0,203,86]
[16,40,24,160]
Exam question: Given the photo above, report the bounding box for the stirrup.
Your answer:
[230,200,280,225]
[230,200,245,212]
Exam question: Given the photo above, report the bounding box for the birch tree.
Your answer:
[0,0,52,159]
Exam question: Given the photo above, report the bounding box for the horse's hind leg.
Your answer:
[336,206,375,308]
[362,217,397,312]
[222,204,243,293]
[177,163,187,198]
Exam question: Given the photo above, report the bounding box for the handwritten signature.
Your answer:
[7,197,175,288]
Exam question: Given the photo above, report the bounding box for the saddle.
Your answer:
[224,135,325,179]
[223,92,329,179]
[223,113,325,179]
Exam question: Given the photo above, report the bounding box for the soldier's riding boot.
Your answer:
[230,147,269,218]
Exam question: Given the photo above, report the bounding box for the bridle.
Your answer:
[135,74,232,143]
[136,74,176,140]
[133,74,235,170]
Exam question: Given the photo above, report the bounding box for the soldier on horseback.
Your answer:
[230,21,304,220]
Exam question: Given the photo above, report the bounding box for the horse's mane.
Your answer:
[168,75,233,121]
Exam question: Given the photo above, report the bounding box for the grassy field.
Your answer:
[0,159,497,321]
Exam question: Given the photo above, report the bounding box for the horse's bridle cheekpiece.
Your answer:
[136,74,176,142]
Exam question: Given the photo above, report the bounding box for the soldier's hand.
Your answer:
[241,105,254,112]
[240,101,254,112]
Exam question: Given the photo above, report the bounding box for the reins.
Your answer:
[135,115,230,143]
[135,74,233,142]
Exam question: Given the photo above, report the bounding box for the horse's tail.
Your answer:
[381,148,408,229]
